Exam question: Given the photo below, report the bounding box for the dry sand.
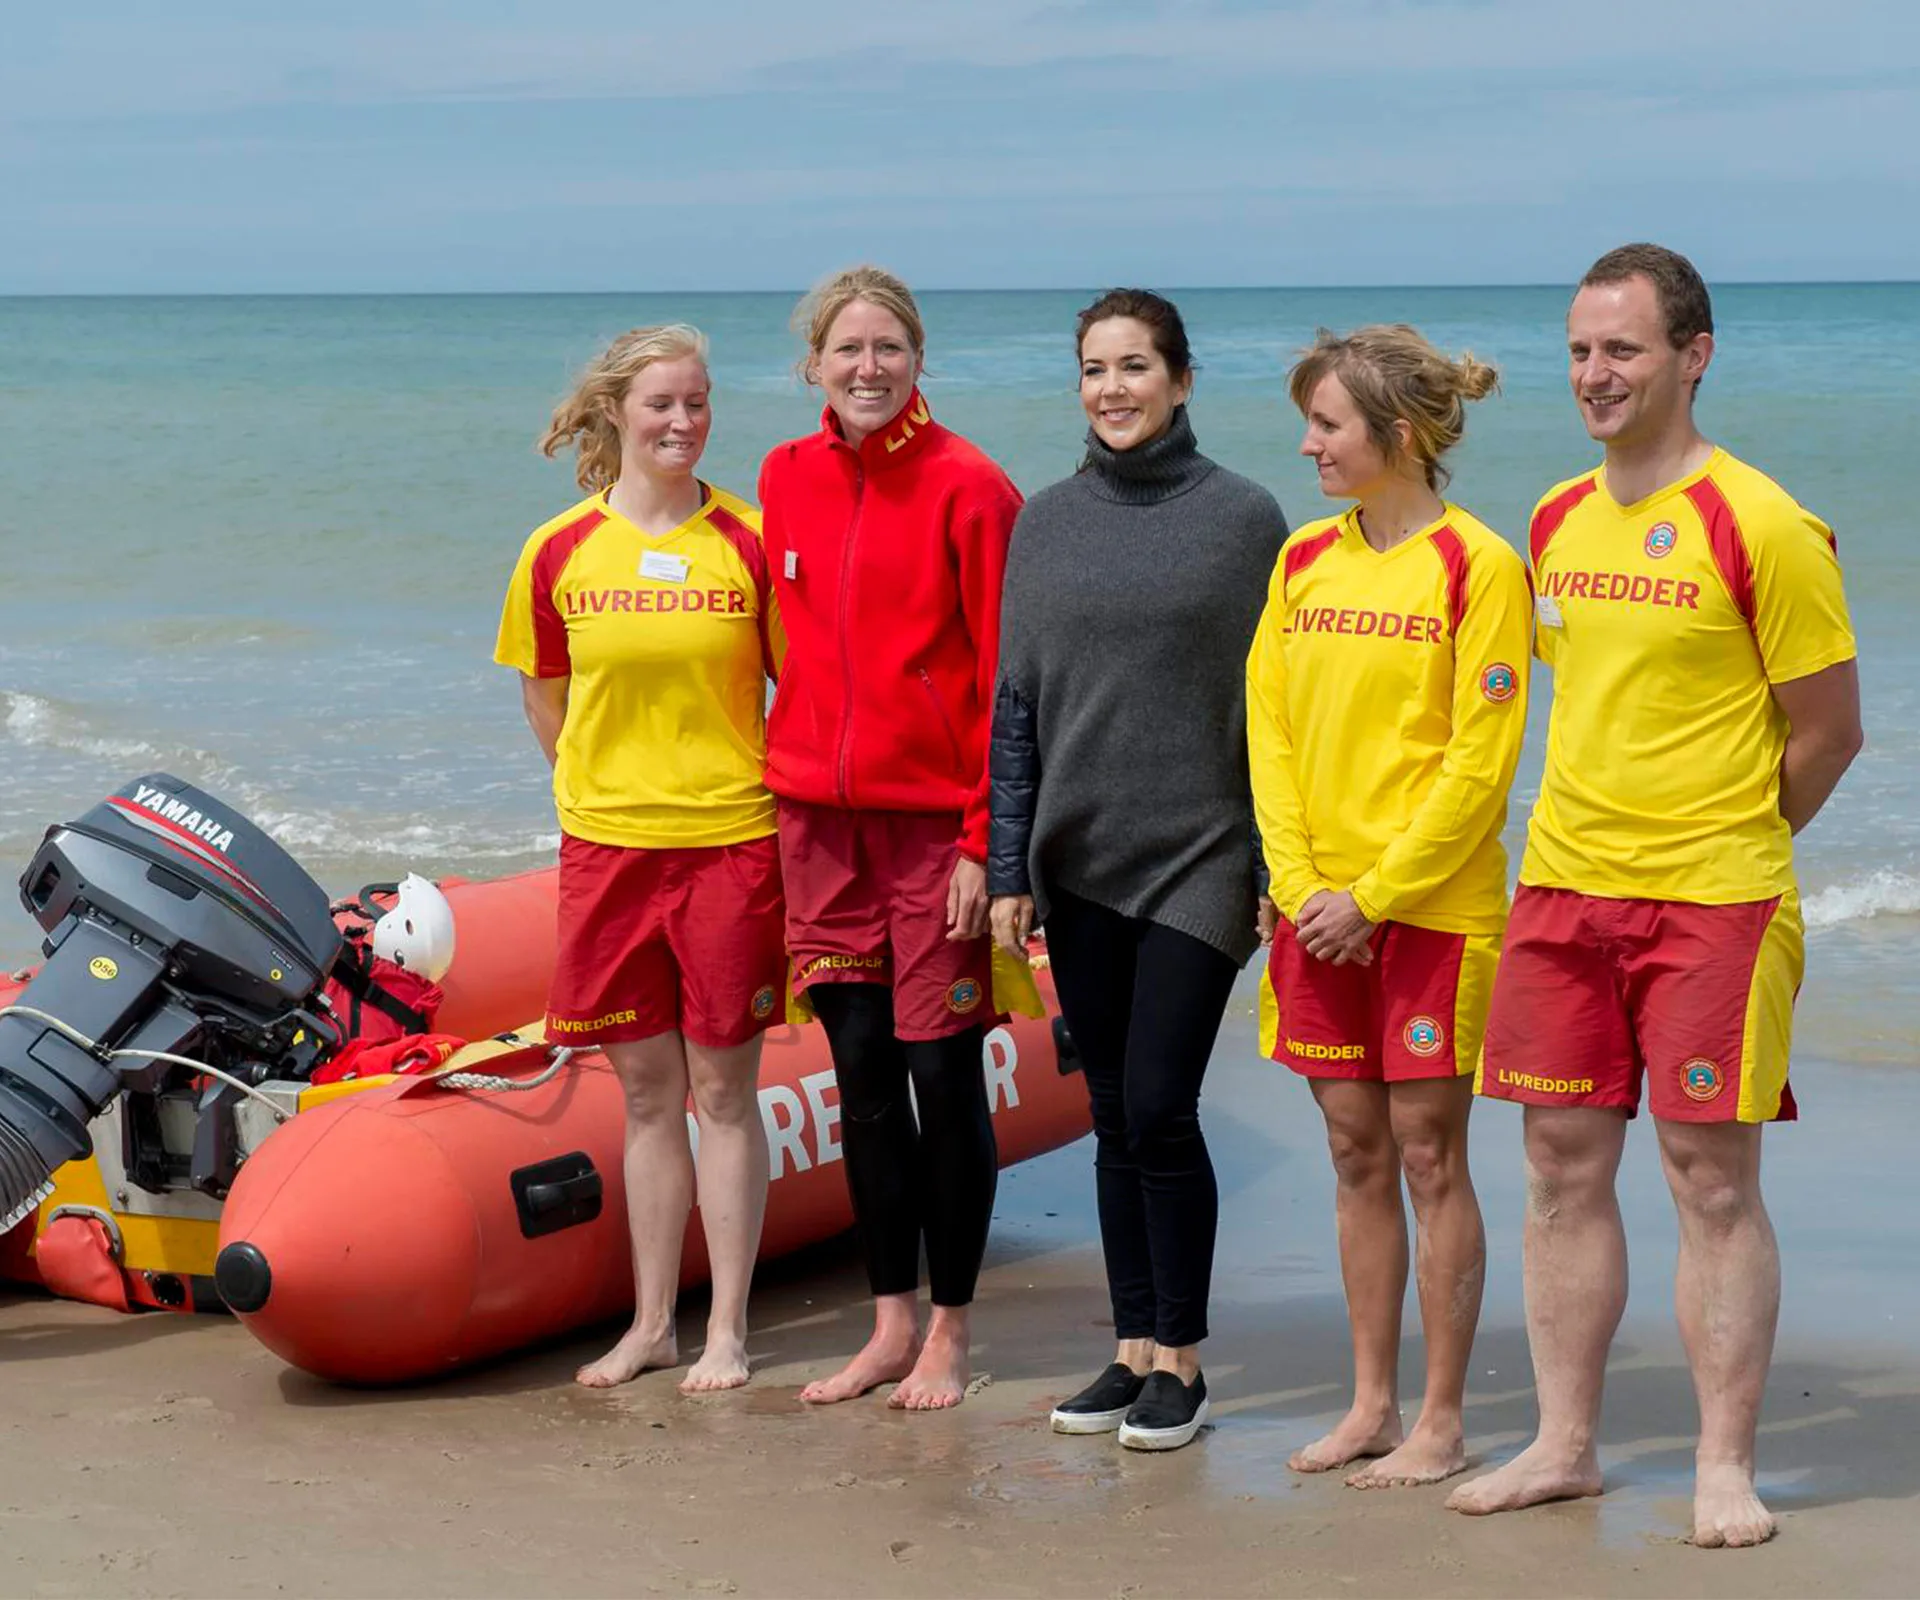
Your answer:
[4,979,1917,1599]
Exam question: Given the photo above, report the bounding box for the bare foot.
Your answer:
[678,1334,751,1394]
[1289,1404,1403,1472]
[888,1322,969,1411]
[799,1329,920,1405]
[575,1324,677,1388]
[1691,1461,1776,1548]
[1446,1440,1602,1514]
[1345,1422,1468,1488]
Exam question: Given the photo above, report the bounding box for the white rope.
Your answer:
[436,1046,575,1093]
[0,1004,292,1125]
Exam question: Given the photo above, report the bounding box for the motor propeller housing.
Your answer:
[0,775,344,1228]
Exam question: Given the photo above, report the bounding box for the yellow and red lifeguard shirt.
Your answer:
[1521,448,1854,903]
[1247,504,1531,934]
[494,482,782,850]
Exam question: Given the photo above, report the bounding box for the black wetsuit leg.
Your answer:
[811,983,920,1296]
[903,1025,996,1307]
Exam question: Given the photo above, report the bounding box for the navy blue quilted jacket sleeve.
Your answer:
[987,675,1039,897]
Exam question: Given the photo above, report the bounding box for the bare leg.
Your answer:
[1349,1076,1483,1488]
[1292,1078,1407,1472]
[576,1033,691,1387]
[799,1292,922,1404]
[890,1303,973,1411]
[1449,1105,1624,1513]
[1115,1336,1156,1375]
[678,1035,770,1393]
[1656,1118,1779,1548]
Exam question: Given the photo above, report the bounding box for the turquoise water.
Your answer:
[2,286,1916,1066]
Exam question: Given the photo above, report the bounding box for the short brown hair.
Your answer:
[1579,243,1714,348]
[1287,325,1499,491]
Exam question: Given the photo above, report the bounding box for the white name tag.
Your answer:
[1536,592,1565,628]
[783,550,798,579]
[639,550,690,584]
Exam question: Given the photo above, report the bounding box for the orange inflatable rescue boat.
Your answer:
[215,988,1082,1385]
[0,777,1090,1383]
[0,865,564,1313]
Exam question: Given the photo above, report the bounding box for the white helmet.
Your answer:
[371,873,457,983]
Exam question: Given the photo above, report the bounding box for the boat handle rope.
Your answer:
[0,1004,293,1124]
[435,1047,576,1094]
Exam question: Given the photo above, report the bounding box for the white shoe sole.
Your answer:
[1049,1403,1131,1435]
[1118,1396,1210,1451]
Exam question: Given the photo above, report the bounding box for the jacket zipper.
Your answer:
[917,669,965,769]
[835,459,864,806]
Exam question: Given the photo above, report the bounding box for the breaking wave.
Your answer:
[1803,869,1920,933]
[1,689,556,870]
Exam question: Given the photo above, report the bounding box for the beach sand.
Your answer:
[3,976,1916,1599]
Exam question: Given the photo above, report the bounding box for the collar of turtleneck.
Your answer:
[1079,404,1215,505]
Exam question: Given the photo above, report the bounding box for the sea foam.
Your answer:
[1803,869,1920,932]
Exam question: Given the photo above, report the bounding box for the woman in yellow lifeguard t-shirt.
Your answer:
[496,325,783,1396]
[1247,326,1530,1489]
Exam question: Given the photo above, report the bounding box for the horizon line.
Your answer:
[3,278,1917,301]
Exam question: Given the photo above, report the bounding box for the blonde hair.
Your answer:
[792,265,925,383]
[540,324,709,492]
[1287,325,1499,490]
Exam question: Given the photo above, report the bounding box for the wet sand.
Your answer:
[4,976,1917,1599]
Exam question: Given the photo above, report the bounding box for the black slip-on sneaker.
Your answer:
[1117,1370,1209,1451]
[1049,1362,1149,1434]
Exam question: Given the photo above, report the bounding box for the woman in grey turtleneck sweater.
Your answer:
[987,290,1287,1451]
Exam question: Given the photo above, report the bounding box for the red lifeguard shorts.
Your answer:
[776,799,995,1042]
[547,833,786,1051]
[1478,886,1803,1123]
[1261,916,1499,1082]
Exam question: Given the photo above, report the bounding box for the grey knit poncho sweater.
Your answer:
[994,407,1287,964]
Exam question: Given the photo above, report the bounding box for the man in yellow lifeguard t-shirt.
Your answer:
[1448,246,1862,1549]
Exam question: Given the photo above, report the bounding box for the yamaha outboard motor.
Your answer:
[0,775,344,1230]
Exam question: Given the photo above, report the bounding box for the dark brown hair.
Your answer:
[1075,288,1194,380]
[1579,243,1714,348]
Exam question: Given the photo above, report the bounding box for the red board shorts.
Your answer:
[1261,915,1499,1082]
[548,832,787,1051]
[1479,885,1803,1123]
[776,799,995,1042]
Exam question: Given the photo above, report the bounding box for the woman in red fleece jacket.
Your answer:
[760,265,1022,1411]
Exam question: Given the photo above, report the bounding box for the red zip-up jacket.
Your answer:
[758,390,1022,862]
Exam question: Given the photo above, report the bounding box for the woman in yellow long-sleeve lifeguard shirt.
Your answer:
[1247,325,1530,1490]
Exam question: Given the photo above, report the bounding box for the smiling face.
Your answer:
[1078,316,1192,451]
[1297,371,1401,502]
[1567,275,1712,450]
[615,354,711,481]
[814,298,923,447]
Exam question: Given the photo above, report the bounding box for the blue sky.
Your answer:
[4,0,1915,292]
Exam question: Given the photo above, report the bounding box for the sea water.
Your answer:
[2,285,1915,1068]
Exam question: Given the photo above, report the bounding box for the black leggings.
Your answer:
[1043,887,1239,1348]
[810,985,997,1307]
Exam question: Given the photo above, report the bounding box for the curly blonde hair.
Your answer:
[1288,325,1499,490]
[539,324,709,491]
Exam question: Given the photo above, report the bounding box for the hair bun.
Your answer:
[1457,354,1501,401]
